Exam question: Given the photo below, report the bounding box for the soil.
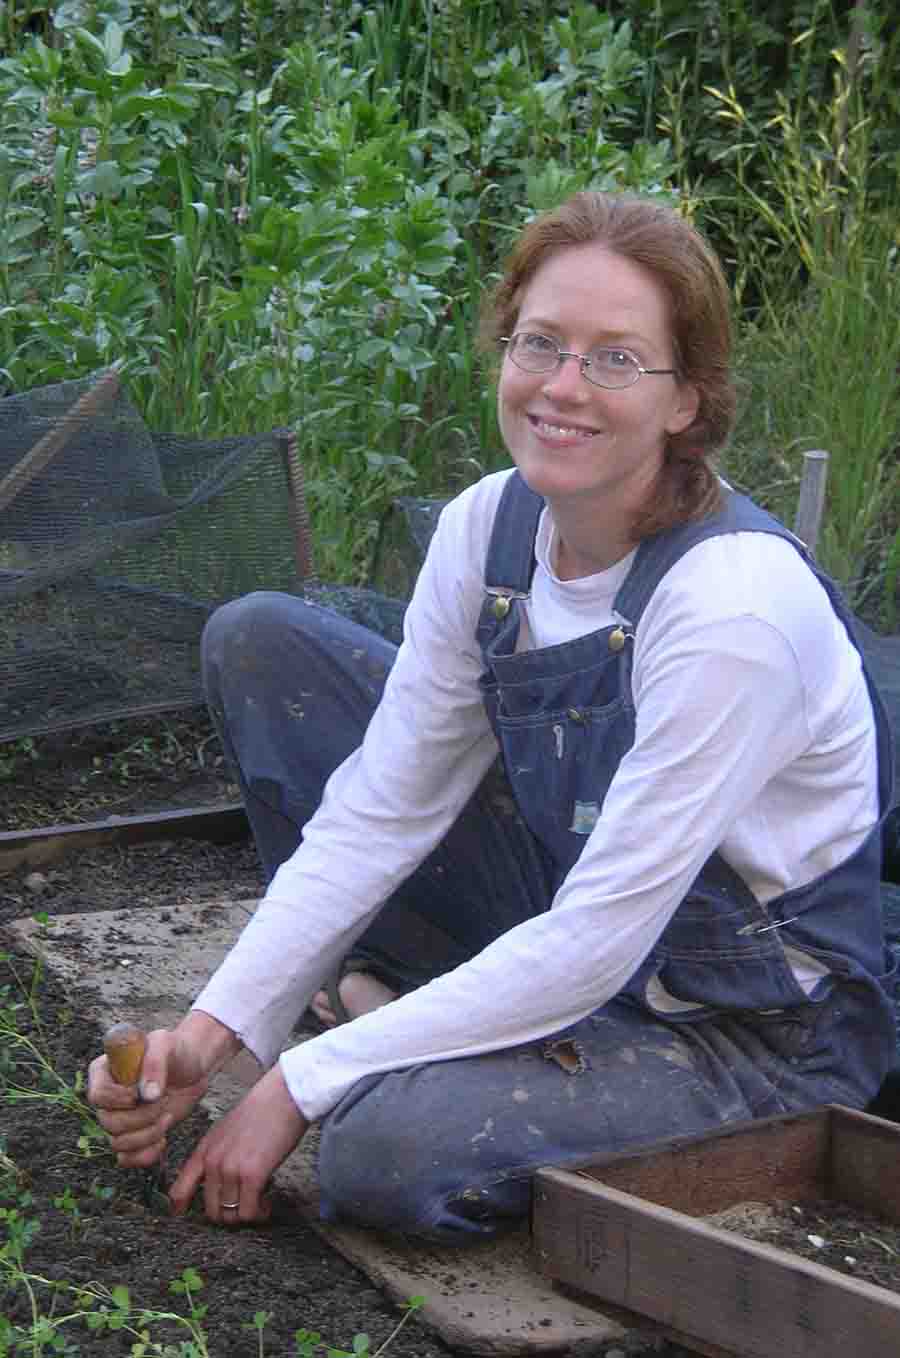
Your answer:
[2,711,899,1356]
[706,1201,900,1291]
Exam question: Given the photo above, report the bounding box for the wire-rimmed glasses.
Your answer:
[500,332,676,390]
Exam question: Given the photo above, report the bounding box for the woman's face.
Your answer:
[497,242,698,513]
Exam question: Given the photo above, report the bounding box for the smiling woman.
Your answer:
[480,192,735,545]
[492,241,700,573]
[88,191,897,1249]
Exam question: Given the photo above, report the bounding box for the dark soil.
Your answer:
[1,711,898,1356]
[706,1200,900,1291]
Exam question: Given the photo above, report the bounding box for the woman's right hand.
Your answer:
[88,1012,241,1169]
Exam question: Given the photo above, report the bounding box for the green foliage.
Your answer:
[0,0,896,609]
[0,738,38,782]
[0,948,103,1149]
[730,215,900,623]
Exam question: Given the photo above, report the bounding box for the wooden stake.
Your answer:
[793,448,829,555]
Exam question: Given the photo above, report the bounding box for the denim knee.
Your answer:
[316,1072,532,1243]
[202,591,299,682]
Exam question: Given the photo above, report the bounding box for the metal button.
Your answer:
[492,596,511,619]
[608,626,626,652]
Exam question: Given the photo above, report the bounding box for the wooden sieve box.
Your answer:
[532,1104,900,1358]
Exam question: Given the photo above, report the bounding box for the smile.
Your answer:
[529,416,600,440]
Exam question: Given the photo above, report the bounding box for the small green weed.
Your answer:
[0,946,104,1152]
[0,739,39,783]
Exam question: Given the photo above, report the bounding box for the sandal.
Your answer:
[324,967,352,1026]
[300,954,389,1033]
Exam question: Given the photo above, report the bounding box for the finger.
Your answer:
[217,1181,242,1225]
[97,1099,166,1133]
[168,1143,207,1216]
[88,1056,141,1110]
[217,1183,272,1225]
[136,1029,176,1103]
[106,1113,172,1155]
[116,1138,167,1169]
[200,1150,269,1225]
[202,1160,224,1222]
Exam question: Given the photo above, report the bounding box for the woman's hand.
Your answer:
[168,1064,308,1224]
[88,1011,240,1169]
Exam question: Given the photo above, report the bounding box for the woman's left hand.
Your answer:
[168,1064,308,1225]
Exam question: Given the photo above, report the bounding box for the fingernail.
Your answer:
[140,1080,161,1101]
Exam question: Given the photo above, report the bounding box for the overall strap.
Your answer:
[614,490,806,626]
[484,471,544,596]
[613,488,893,813]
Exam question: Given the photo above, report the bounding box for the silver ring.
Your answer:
[221,1201,240,1210]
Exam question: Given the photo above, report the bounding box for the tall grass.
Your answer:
[730,219,900,623]
[0,0,896,612]
[705,24,900,622]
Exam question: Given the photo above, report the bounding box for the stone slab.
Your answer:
[9,900,627,1356]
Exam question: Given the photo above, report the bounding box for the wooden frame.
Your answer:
[532,1105,900,1358]
[0,804,247,876]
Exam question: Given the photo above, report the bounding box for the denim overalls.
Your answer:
[204,474,896,1243]
[476,471,897,1025]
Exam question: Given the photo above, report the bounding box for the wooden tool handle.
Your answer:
[104,1021,147,1087]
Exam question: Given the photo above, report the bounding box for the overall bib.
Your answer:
[476,473,896,1024]
[203,475,896,1243]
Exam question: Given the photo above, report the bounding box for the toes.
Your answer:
[310,991,337,1028]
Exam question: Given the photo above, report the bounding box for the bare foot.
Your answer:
[310,971,398,1028]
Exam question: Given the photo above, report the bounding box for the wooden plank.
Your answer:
[534,1169,900,1358]
[0,803,247,876]
[1,698,214,743]
[830,1105,900,1221]
[553,1283,740,1358]
[573,1108,830,1216]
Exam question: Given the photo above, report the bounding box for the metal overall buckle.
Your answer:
[485,586,530,620]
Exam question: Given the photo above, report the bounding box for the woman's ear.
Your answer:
[665,382,700,437]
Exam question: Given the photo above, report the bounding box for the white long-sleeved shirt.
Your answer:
[193,469,878,1120]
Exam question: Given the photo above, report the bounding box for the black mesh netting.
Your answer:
[0,371,304,738]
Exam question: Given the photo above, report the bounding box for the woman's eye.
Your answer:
[522,333,556,354]
[593,348,631,369]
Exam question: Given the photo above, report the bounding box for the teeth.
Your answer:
[536,420,596,438]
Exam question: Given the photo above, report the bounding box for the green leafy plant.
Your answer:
[0,0,895,606]
[0,947,104,1154]
[0,739,38,783]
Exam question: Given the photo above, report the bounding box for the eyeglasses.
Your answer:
[499,332,676,390]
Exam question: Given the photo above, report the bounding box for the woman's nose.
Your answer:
[541,353,590,399]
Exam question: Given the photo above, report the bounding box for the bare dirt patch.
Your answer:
[706,1200,900,1292]
[3,711,898,1355]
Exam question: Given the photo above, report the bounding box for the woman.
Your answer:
[89,192,896,1244]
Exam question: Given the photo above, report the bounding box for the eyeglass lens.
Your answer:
[509,333,638,388]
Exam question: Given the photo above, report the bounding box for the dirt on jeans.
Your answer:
[1,711,899,1356]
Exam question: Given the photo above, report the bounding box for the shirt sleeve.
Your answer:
[191,478,504,1069]
[279,605,813,1120]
